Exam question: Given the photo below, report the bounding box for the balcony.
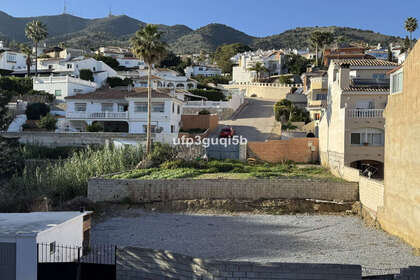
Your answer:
[66,112,128,120]
[347,109,384,119]
[350,78,390,88]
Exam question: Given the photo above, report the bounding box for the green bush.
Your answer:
[189,89,226,101]
[147,143,177,166]
[86,122,104,132]
[79,69,94,82]
[25,103,50,120]
[198,109,211,115]
[107,77,133,88]
[18,145,85,160]
[39,114,57,131]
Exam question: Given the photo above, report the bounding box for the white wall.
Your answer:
[0,51,27,71]
[16,236,37,280]
[33,76,98,101]
[117,58,144,69]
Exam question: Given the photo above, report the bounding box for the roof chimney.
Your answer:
[339,64,351,89]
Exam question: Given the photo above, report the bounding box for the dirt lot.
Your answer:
[92,208,420,275]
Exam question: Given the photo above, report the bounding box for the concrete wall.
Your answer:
[378,42,420,249]
[248,138,319,163]
[117,247,362,280]
[88,178,359,203]
[1,132,146,147]
[222,83,300,100]
[181,114,219,132]
[182,107,235,120]
[0,243,16,280]
[359,176,384,214]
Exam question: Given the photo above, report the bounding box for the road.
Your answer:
[214,98,277,142]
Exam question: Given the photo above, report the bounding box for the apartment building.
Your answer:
[64,88,184,135]
[0,41,27,72]
[378,42,420,248]
[304,73,328,121]
[323,47,371,67]
[319,58,398,178]
[184,65,222,78]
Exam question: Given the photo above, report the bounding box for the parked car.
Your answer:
[219,126,235,138]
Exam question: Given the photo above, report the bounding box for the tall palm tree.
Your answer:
[130,24,167,155]
[25,20,48,76]
[248,62,269,82]
[20,44,32,77]
[310,31,324,67]
[405,17,418,50]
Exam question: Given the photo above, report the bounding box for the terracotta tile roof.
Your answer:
[65,88,175,100]
[342,87,390,93]
[334,59,398,67]
[387,65,403,75]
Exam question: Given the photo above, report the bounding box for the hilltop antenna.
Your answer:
[63,0,67,14]
[109,5,113,17]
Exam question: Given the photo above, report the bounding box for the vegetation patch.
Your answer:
[108,159,343,181]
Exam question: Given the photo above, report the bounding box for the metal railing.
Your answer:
[66,112,128,119]
[350,78,390,88]
[347,109,384,118]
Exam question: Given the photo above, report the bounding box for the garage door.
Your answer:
[0,243,16,280]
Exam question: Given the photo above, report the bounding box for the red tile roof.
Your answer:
[333,59,398,67]
[65,88,176,100]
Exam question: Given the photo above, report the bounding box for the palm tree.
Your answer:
[248,62,269,82]
[25,20,48,76]
[310,31,324,67]
[274,99,295,124]
[130,24,167,155]
[405,17,418,50]
[20,44,32,77]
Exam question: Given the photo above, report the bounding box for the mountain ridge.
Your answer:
[0,11,403,54]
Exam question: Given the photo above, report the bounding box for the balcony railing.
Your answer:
[350,78,390,88]
[66,112,128,119]
[347,109,384,118]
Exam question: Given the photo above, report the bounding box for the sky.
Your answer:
[1,0,419,38]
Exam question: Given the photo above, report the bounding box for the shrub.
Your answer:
[18,145,84,159]
[39,114,57,131]
[79,69,94,82]
[6,145,144,211]
[86,122,104,132]
[146,143,177,166]
[107,77,133,88]
[198,109,211,115]
[25,103,50,120]
[189,89,226,101]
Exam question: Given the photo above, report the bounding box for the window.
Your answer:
[118,104,128,112]
[171,125,175,133]
[177,105,180,114]
[49,242,56,254]
[315,94,327,100]
[67,64,72,69]
[350,128,384,146]
[373,73,386,80]
[134,102,147,112]
[172,103,175,113]
[55,90,62,97]
[391,71,403,94]
[152,102,165,113]
[143,125,157,133]
[6,54,16,63]
[75,103,86,112]
[101,103,113,112]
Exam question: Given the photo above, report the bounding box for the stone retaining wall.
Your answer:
[117,247,362,280]
[88,178,358,203]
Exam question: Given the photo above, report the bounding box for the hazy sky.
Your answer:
[1,0,419,38]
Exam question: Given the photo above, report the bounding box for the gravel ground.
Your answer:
[92,209,420,275]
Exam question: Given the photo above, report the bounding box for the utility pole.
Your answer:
[63,0,67,14]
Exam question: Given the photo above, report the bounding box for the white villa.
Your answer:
[232,50,286,83]
[64,88,185,135]
[33,76,99,102]
[95,46,131,59]
[119,68,198,90]
[0,41,27,72]
[37,57,119,86]
[116,57,145,69]
[185,65,222,78]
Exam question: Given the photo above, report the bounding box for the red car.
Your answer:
[219,126,235,138]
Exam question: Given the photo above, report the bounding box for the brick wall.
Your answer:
[359,176,384,214]
[181,114,219,132]
[117,247,362,280]
[88,178,359,203]
[247,138,319,163]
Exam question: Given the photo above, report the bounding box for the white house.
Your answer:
[96,46,131,59]
[0,211,92,280]
[184,65,222,78]
[116,57,145,69]
[33,76,99,102]
[232,50,286,83]
[0,48,28,72]
[64,87,185,136]
[37,57,119,86]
